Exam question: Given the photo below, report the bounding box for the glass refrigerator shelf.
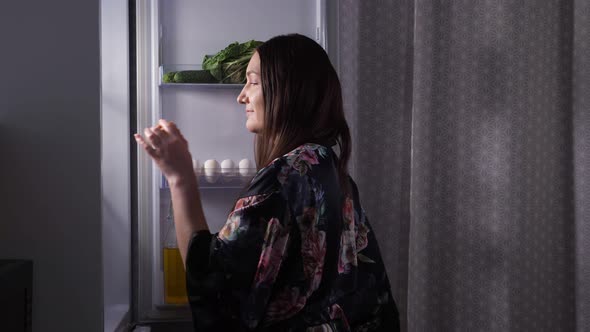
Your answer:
[159,64,244,88]
[160,168,258,190]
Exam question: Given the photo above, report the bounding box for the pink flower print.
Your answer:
[253,218,289,287]
[297,206,326,292]
[233,193,269,212]
[283,146,321,176]
[356,221,370,253]
[219,193,271,242]
[338,197,358,274]
[337,229,357,274]
[342,197,354,230]
[299,207,317,231]
[291,157,309,176]
[299,148,320,166]
[234,197,247,210]
[301,230,326,292]
[218,212,242,242]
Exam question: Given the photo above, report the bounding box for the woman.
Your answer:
[135,34,400,331]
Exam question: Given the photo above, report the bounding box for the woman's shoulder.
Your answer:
[240,143,336,198]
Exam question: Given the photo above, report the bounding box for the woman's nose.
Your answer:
[237,91,247,104]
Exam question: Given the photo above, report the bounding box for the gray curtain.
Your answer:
[337,0,590,331]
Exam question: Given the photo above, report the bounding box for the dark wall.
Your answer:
[0,1,102,330]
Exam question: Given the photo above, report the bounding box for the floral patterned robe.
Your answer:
[185,143,400,331]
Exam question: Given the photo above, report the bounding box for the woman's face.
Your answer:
[237,51,264,134]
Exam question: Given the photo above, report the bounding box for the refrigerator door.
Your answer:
[101,0,132,330]
[134,0,328,323]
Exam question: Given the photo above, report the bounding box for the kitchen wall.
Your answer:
[0,0,102,331]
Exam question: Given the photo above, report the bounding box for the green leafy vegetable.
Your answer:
[173,70,217,83]
[202,40,264,84]
[162,71,177,83]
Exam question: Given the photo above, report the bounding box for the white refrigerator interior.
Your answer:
[134,0,327,323]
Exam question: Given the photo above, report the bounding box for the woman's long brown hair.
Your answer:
[254,33,352,194]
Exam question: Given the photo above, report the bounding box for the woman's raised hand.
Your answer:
[134,119,194,186]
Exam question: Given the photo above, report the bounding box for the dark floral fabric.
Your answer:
[185,143,400,331]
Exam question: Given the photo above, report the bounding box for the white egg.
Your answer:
[239,158,251,169]
[220,159,234,175]
[203,159,220,171]
[239,158,253,177]
[203,159,220,183]
[192,159,201,174]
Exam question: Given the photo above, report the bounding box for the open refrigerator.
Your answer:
[132,0,329,325]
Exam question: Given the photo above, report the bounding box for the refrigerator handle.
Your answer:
[316,0,328,51]
[158,23,163,66]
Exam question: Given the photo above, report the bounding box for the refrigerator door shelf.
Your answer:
[161,170,257,189]
[160,64,244,88]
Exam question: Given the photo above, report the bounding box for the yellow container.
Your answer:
[163,198,188,304]
[163,246,188,304]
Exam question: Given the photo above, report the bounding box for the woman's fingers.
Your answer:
[143,127,162,149]
[152,123,168,136]
[134,133,158,158]
[159,119,187,143]
[135,119,182,158]
[159,119,176,135]
[134,119,193,181]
